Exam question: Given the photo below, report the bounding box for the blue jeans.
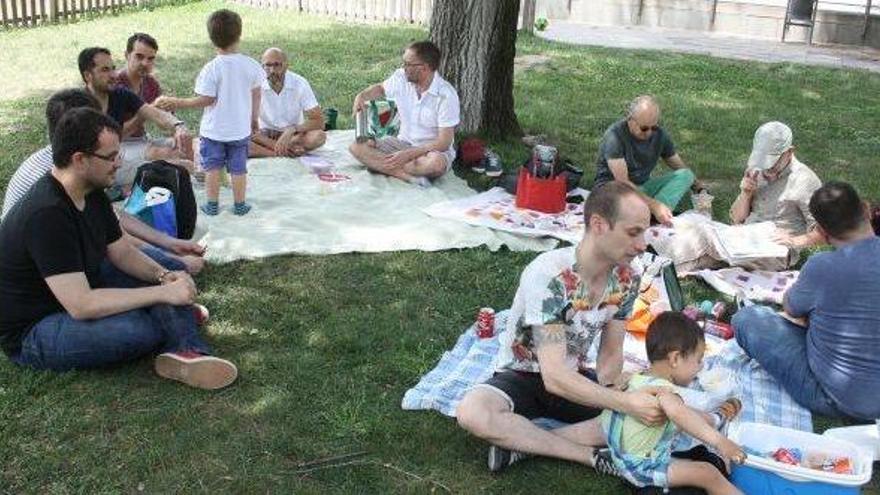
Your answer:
[11,248,209,371]
[733,305,846,418]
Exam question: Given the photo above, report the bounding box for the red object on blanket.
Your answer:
[515,167,566,214]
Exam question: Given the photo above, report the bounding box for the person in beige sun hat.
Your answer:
[728,121,824,267]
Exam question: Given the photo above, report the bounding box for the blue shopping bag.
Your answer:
[124,185,178,237]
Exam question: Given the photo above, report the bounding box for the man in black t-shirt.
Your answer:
[78,47,194,188]
[0,108,236,390]
[593,96,706,226]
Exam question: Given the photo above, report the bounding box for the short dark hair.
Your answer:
[52,108,121,169]
[407,41,441,70]
[583,181,638,229]
[126,32,158,54]
[207,9,242,49]
[78,47,111,83]
[809,181,866,239]
[646,312,704,363]
[45,89,101,138]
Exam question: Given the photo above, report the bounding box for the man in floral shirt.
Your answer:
[457,182,667,475]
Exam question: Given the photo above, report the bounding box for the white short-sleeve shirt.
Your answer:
[195,53,266,142]
[381,68,460,155]
[258,71,320,132]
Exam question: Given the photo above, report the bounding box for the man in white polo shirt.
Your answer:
[349,40,460,187]
[250,47,326,158]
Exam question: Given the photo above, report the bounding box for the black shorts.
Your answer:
[479,369,602,423]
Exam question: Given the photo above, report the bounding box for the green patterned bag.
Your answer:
[367,99,400,139]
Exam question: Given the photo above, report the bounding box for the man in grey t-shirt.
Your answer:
[733,182,880,421]
[594,95,705,225]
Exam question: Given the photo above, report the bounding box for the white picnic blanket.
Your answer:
[422,187,587,244]
[192,131,556,262]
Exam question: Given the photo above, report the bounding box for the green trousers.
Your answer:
[639,168,695,211]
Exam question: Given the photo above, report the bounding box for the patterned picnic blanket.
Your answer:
[402,313,812,434]
[685,267,800,305]
[422,187,587,244]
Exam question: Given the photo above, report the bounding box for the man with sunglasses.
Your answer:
[0,108,237,389]
[729,121,823,268]
[349,40,460,187]
[594,96,705,226]
[249,47,326,158]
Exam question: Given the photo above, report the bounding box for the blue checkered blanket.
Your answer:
[401,311,812,434]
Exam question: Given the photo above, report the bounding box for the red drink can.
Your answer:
[477,308,495,339]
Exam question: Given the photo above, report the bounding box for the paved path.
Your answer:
[539,21,880,73]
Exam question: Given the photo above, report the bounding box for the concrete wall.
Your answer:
[537,0,880,48]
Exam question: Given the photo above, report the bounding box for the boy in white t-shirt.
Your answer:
[155,9,264,216]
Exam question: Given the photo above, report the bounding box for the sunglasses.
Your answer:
[263,62,283,68]
[639,125,659,133]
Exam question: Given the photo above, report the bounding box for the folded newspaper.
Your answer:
[649,212,787,266]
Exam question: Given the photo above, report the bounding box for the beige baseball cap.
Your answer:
[748,121,793,171]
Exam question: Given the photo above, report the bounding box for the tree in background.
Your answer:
[430,0,522,138]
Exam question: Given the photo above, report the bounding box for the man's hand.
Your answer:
[650,201,674,226]
[167,238,206,257]
[740,169,759,195]
[608,371,632,391]
[180,255,206,275]
[173,126,193,156]
[623,386,667,426]
[153,96,178,112]
[772,228,798,247]
[161,272,197,305]
[383,148,421,170]
[352,93,366,117]
[715,437,747,467]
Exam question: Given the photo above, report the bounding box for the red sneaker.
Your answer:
[154,351,237,390]
[193,304,210,326]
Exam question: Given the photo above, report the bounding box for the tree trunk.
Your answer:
[430,0,522,138]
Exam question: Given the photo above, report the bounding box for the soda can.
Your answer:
[477,308,495,339]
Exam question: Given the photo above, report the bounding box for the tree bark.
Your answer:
[430,0,522,138]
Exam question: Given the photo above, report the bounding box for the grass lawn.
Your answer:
[2,2,880,492]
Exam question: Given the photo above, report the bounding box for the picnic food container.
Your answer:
[515,167,566,214]
[729,422,874,495]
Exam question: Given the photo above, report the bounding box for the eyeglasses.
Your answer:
[84,150,120,162]
[263,62,283,68]
[402,61,426,69]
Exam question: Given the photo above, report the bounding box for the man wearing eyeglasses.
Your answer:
[249,47,326,158]
[78,47,193,189]
[349,40,460,187]
[593,95,705,226]
[0,108,237,389]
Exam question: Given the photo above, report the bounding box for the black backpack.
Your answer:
[131,160,197,239]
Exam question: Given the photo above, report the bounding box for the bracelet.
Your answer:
[157,269,171,283]
[173,121,187,129]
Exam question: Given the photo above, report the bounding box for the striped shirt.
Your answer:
[1,146,53,221]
